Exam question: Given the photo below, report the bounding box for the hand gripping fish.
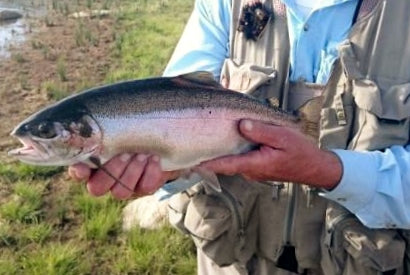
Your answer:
[8,72,321,196]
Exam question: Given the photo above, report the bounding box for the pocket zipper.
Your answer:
[282,183,297,245]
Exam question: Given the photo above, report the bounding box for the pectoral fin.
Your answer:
[154,167,222,201]
[154,173,203,201]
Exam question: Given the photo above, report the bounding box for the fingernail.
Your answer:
[242,120,253,131]
[137,154,148,162]
[70,167,84,180]
[74,170,82,179]
[120,153,132,162]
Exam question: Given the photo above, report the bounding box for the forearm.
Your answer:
[320,145,410,229]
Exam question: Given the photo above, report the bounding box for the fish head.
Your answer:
[8,107,102,166]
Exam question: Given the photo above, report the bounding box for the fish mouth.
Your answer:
[8,137,47,160]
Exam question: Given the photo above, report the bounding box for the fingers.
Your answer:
[133,156,164,197]
[69,153,176,200]
[199,148,267,175]
[87,153,133,197]
[199,119,292,177]
[110,154,149,200]
[89,154,172,200]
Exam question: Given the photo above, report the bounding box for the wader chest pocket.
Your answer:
[221,59,278,96]
[168,177,262,267]
[182,191,244,266]
[321,208,405,275]
[168,190,242,266]
[350,80,410,150]
[184,193,232,241]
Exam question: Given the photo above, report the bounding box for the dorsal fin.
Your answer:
[173,71,223,88]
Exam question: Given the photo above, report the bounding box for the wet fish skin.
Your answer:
[8,72,318,173]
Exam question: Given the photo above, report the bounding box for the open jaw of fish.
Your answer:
[9,115,103,167]
[8,72,321,194]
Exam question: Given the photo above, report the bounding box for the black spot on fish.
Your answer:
[78,120,93,138]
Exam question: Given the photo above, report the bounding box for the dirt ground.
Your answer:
[0,10,117,163]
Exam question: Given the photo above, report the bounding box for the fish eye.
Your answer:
[36,122,57,139]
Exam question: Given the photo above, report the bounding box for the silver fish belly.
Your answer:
[94,108,260,170]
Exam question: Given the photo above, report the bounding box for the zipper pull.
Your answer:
[306,187,316,208]
[271,183,285,200]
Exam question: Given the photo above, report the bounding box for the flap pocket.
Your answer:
[344,227,405,271]
[322,204,406,274]
[353,80,410,120]
[340,40,410,121]
[348,79,410,150]
[184,193,232,241]
[221,59,277,94]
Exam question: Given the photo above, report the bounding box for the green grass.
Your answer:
[19,242,88,275]
[0,186,43,223]
[74,192,124,242]
[42,80,70,101]
[0,163,63,183]
[0,0,196,274]
[113,227,197,274]
[57,57,68,82]
[19,222,53,245]
[106,0,193,81]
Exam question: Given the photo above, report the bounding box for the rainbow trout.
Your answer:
[8,72,321,193]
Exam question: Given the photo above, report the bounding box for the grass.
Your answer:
[0,0,196,274]
[19,242,88,275]
[113,227,197,274]
[0,163,63,184]
[106,0,193,81]
[74,192,123,242]
[12,53,27,63]
[57,57,68,82]
[0,181,44,223]
[42,80,70,100]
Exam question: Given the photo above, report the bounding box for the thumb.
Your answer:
[68,163,92,181]
[239,119,292,149]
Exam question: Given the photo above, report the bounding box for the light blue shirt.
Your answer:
[284,0,358,83]
[163,0,410,229]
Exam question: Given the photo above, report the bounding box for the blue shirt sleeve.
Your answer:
[163,0,231,79]
[321,145,410,229]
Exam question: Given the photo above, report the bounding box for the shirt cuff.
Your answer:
[319,149,379,213]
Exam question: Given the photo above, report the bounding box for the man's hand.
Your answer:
[68,154,180,200]
[199,119,342,189]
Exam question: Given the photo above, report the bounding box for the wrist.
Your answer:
[309,150,343,189]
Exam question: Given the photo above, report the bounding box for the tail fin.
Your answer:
[296,96,323,141]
